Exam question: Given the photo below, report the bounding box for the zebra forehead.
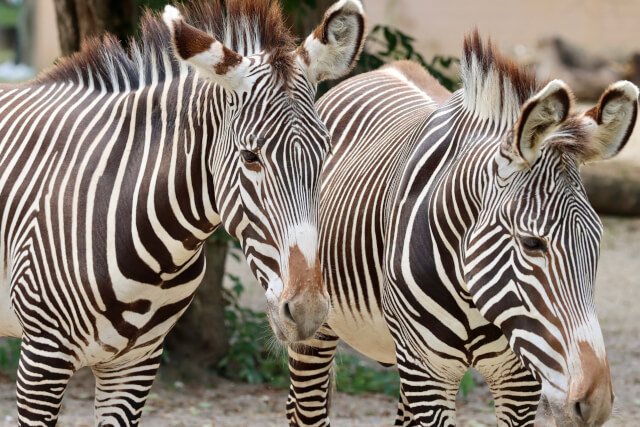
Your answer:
[496,154,601,222]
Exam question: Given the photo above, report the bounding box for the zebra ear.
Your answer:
[579,81,639,162]
[163,6,252,92]
[504,80,572,167]
[296,0,366,85]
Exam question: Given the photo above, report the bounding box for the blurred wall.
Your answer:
[367,0,640,59]
[29,1,640,72]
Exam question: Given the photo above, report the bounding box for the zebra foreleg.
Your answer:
[91,344,163,426]
[286,324,339,427]
[476,351,541,426]
[394,347,462,427]
[15,336,76,426]
[394,386,419,426]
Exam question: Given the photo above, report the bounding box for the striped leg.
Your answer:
[477,351,541,426]
[384,286,463,426]
[395,387,418,426]
[16,336,75,426]
[92,344,163,426]
[286,325,339,427]
[395,345,462,427]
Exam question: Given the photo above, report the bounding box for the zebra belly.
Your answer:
[328,306,396,364]
[0,276,22,337]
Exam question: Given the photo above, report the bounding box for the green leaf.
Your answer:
[381,27,398,57]
[459,371,476,398]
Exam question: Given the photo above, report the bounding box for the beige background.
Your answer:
[367,0,640,59]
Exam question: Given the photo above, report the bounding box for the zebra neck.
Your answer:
[116,77,226,275]
[429,112,506,257]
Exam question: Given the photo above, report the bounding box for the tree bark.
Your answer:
[53,0,137,56]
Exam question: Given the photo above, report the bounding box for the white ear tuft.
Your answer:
[162,5,182,32]
[600,81,638,125]
[163,9,252,93]
[327,0,364,15]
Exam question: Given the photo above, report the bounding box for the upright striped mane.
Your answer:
[460,31,540,126]
[37,0,294,91]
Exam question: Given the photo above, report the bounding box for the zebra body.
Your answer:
[315,64,440,365]
[287,35,638,427]
[0,77,213,362]
[0,0,366,425]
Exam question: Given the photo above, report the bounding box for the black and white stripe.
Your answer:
[0,0,366,425]
[287,34,638,427]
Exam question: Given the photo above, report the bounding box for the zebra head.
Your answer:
[463,71,638,425]
[162,0,365,342]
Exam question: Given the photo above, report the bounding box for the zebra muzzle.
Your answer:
[567,344,614,426]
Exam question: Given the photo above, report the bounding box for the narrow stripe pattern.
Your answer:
[287,33,633,427]
[0,2,334,425]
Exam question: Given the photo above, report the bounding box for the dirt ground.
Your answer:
[0,365,502,426]
[0,216,638,426]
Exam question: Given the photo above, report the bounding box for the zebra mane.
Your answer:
[460,31,540,126]
[37,0,295,91]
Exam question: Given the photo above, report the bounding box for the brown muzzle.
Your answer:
[270,245,330,342]
[567,343,614,426]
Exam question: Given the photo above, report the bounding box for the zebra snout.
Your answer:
[567,345,614,426]
[278,295,330,341]
[570,389,613,426]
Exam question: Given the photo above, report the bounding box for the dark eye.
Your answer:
[519,235,548,252]
[240,150,260,164]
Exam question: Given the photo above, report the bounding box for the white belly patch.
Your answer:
[329,307,396,364]
[0,276,22,337]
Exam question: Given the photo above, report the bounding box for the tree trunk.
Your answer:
[164,239,230,369]
[53,0,137,56]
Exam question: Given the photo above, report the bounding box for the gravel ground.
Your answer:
[0,216,638,426]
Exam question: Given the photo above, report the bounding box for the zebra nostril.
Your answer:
[572,399,591,424]
[280,301,295,324]
[573,400,583,421]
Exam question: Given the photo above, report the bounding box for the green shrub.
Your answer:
[215,274,290,387]
[358,25,460,92]
[0,3,19,28]
[0,338,21,379]
[458,370,476,398]
[335,354,400,397]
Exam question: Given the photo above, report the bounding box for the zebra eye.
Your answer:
[519,235,548,253]
[240,150,260,164]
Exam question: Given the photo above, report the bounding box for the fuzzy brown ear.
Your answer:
[503,80,572,167]
[580,81,639,162]
[296,0,366,84]
[163,5,252,92]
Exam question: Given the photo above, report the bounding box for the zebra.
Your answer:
[0,0,366,425]
[286,33,639,426]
